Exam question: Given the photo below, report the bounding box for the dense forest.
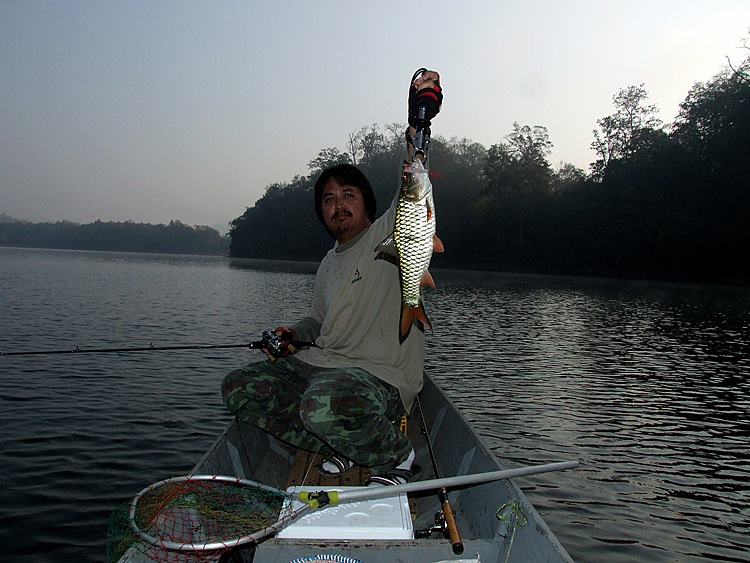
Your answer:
[229,48,750,286]
[0,218,228,256]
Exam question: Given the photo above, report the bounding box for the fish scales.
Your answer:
[394,186,435,307]
[376,158,443,340]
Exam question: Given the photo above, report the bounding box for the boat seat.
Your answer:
[286,450,371,488]
[285,415,411,489]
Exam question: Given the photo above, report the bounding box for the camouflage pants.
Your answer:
[221,356,411,472]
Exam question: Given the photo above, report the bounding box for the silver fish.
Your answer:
[377,158,444,340]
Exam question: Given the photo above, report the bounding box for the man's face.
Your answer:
[321,179,371,243]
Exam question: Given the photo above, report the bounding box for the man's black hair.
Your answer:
[314,164,377,237]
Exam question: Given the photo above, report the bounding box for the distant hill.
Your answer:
[0,218,229,256]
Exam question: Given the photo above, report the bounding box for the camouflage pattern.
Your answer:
[221,356,411,472]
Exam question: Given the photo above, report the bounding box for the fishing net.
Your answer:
[107,476,289,563]
[107,502,142,563]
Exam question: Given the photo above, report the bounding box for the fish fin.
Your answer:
[413,302,432,333]
[375,232,398,257]
[433,235,445,253]
[421,269,435,289]
[399,304,414,343]
[400,302,432,342]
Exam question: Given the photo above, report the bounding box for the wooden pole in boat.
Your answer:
[416,396,464,554]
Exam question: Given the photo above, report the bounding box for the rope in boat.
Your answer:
[496,500,528,563]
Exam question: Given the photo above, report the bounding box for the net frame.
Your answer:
[128,474,304,555]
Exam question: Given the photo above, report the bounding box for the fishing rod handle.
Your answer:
[439,488,464,554]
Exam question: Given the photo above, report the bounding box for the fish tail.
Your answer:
[400,302,432,342]
[413,302,432,332]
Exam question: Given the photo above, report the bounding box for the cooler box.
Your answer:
[276,485,414,540]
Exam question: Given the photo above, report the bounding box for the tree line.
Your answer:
[229,45,749,286]
[0,219,228,256]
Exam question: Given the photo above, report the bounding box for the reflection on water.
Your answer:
[1,248,748,562]
[426,270,750,562]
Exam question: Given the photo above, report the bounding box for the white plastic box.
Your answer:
[276,485,414,540]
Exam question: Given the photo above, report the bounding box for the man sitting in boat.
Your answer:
[221,69,442,485]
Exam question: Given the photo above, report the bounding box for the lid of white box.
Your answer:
[276,485,414,540]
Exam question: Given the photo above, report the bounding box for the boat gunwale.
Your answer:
[182,372,575,562]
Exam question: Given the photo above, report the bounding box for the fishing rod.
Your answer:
[1,342,256,357]
[408,67,441,160]
[415,396,464,554]
[1,331,315,362]
[412,104,430,159]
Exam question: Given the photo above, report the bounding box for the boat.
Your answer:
[115,373,575,562]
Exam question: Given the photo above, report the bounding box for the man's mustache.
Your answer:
[331,209,352,220]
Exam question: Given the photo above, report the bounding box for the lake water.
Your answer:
[1,247,748,562]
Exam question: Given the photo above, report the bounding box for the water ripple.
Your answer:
[2,250,749,562]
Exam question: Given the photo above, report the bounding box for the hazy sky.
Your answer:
[2,1,748,232]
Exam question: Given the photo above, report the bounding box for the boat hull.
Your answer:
[120,374,574,562]
[190,374,573,563]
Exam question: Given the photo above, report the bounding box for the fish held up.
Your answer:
[376,158,444,341]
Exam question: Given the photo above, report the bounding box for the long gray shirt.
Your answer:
[291,191,425,411]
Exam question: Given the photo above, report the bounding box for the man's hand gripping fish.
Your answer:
[377,158,444,341]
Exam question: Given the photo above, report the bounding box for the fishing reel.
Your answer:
[247,329,313,362]
[410,106,431,158]
[260,329,297,361]
[414,509,449,540]
[407,68,442,158]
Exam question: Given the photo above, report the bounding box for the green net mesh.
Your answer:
[107,476,288,563]
[107,502,140,563]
